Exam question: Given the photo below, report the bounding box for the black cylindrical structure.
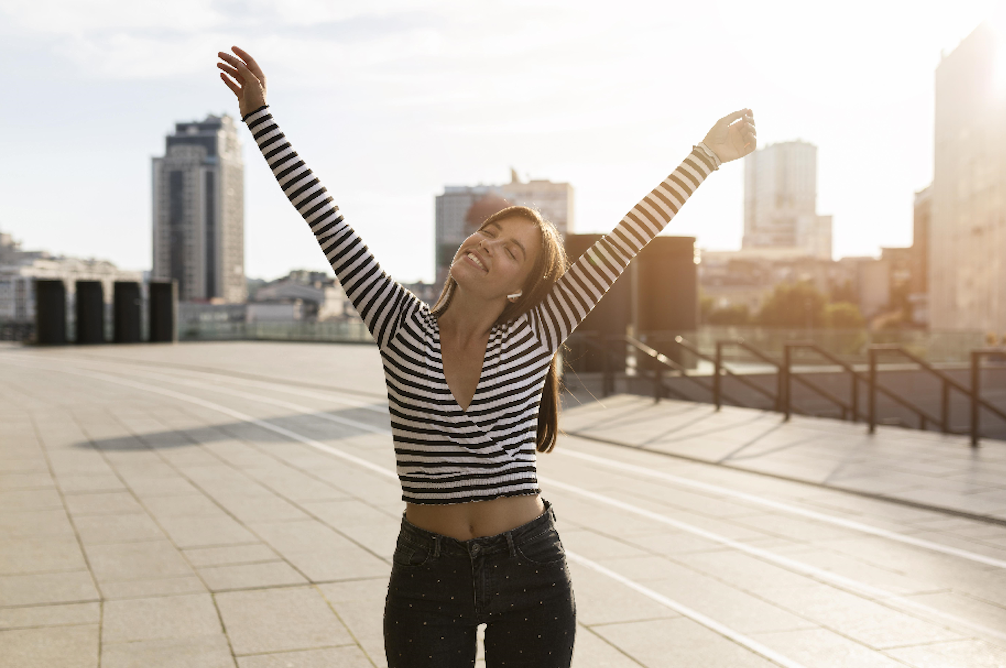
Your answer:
[75,280,105,344]
[113,281,142,343]
[149,280,178,343]
[35,279,67,345]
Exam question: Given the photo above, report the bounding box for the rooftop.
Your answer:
[2,341,1006,666]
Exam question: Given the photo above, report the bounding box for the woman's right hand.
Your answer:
[217,46,267,118]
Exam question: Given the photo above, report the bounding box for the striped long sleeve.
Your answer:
[531,146,717,351]
[242,106,422,350]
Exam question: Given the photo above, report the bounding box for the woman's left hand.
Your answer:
[702,109,756,163]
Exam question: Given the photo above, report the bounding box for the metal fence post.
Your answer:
[654,366,662,403]
[868,348,877,434]
[783,344,792,421]
[940,379,950,434]
[971,351,980,447]
[714,342,723,411]
[850,366,859,424]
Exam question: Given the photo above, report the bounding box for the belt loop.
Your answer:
[505,531,516,558]
[433,535,441,558]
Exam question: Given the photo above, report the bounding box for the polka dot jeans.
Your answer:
[384,498,576,667]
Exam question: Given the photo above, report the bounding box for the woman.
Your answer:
[217,45,755,668]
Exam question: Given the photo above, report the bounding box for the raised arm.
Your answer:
[530,109,756,351]
[218,47,423,351]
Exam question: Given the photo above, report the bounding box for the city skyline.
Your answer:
[1,1,1003,283]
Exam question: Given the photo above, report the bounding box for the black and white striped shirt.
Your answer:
[243,106,716,504]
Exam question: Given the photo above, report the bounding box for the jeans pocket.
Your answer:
[392,538,431,568]
[516,528,566,566]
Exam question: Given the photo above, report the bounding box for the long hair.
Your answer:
[431,205,569,453]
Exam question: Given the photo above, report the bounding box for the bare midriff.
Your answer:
[405,494,546,541]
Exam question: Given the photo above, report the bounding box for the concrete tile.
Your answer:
[0,570,99,607]
[564,625,649,668]
[184,544,280,568]
[592,616,779,667]
[566,561,678,626]
[63,491,143,516]
[101,634,236,668]
[280,548,390,582]
[127,476,201,497]
[323,595,384,666]
[886,639,1006,667]
[236,646,372,668]
[99,575,207,600]
[749,627,911,667]
[0,536,87,575]
[216,586,353,655]
[0,624,99,668]
[0,472,54,491]
[84,540,192,581]
[73,513,166,544]
[214,494,310,523]
[56,475,127,494]
[102,593,222,643]
[0,458,48,473]
[143,494,225,519]
[0,602,101,630]
[199,561,307,592]
[764,584,964,649]
[157,514,257,549]
[0,489,64,511]
[0,509,76,540]
[553,528,651,560]
[317,578,388,604]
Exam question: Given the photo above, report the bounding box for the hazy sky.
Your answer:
[1,0,1002,282]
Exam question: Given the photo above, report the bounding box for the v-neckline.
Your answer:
[435,319,493,415]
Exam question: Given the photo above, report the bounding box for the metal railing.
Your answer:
[567,332,1006,447]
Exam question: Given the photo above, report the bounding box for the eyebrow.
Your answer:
[485,221,527,261]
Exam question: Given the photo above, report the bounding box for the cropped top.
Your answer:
[242,106,716,504]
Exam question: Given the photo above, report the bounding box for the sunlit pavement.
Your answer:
[2,341,1006,668]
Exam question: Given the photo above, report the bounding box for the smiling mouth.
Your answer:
[465,252,487,272]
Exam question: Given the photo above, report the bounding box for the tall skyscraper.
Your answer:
[152,114,246,303]
[434,171,573,288]
[930,20,1006,331]
[743,140,832,260]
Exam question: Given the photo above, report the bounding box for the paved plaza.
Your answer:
[2,341,1006,667]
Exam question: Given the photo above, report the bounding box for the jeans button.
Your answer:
[471,543,480,555]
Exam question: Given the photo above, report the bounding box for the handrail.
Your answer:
[783,343,858,422]
[567,333,1006,446]
[971,349,1006,446]
[676,335,800,414]
[624,335,743,405]
[714,338,785,412]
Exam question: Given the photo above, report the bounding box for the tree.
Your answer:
[756,281,827,328]
[824,302,865,329]
[699,295,714,324]
[829,279,857,304]
[706,304,751,325]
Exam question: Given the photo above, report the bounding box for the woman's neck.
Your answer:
[438,286,504,343]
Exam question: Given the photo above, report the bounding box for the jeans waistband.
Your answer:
[398,498,556,558]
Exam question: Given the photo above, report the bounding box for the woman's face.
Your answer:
[450,216,542,303]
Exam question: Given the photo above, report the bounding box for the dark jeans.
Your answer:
[384,498,576,667]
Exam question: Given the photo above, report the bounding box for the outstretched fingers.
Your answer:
[719,108,750,126]
[232,46,265,81]
[220,72,241,96]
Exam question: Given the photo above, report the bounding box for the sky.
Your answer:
[0,0,1002,283]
